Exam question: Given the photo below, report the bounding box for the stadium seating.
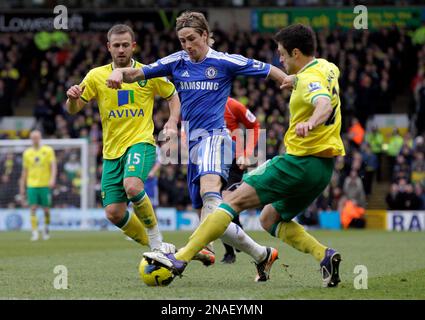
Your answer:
[1,24,424,212]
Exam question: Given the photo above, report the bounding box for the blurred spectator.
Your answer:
[386,128,404,176]
[348,117,364,150]
[365,124,384,181]
[350,150,365,179]
[398,183,422,210]
[355,73,376,127]
[343,170,366,208]
[411,151,425,184]
[341,85,356,130]
[413,135,425,154]
[1,62,20,109]
[386,183,403,210]
[386,129,425,210]
[415,78,425,135]
[392,154,411,183]
[0,79,12,116]
[413,65,425,136]
[361,143,378,195]
[414,183,425,210]
[340,199,365,229]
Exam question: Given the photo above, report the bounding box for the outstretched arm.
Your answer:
[106,67,146,89]
[267,65,295,90]
[268,65,287,83]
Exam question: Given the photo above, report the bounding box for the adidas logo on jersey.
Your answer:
[181,70,190,77]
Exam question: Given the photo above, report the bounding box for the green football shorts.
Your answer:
[101,142,156,207]
[243,153,334,222]
[27,187,51,207]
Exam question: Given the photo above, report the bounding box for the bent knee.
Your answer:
[260,215,278,234]
[124,184,143,199]
[123,177,144,198]
[259,214,271,231]
[259,205,281,234]
[105,207,125,225]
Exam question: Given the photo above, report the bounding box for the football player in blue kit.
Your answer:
[107,12,293,281]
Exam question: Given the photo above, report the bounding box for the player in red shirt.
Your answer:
[221,97,261,263]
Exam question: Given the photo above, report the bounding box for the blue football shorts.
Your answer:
[187,133,233,209]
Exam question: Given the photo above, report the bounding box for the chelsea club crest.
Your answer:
[205,66,218,79]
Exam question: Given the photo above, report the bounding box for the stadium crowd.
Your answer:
[1,23,424,216]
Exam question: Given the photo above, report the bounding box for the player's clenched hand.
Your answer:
[295,121,314,138]
[106,70,123,89]
[163,119,178,137]
[67,85,85,100]
[280,75,296,90]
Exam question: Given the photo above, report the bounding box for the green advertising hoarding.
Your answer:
[252,7,424,32]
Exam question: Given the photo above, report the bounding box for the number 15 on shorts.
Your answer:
[127,152,141,165]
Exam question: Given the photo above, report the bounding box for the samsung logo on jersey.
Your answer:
[108,108,144,119]
[179,81,219,91]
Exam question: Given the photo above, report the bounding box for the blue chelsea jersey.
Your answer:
[142,48,271,145]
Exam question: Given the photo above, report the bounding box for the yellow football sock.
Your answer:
[277,220,326,262]
[30,212,38,231]
[130,192,157,228]
[117,211,149,246]
[176,205,234,262]
[44,211,50,226]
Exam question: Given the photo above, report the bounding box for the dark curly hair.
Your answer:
[274,24,316,57]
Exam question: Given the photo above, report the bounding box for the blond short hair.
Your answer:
[107,24,135,42]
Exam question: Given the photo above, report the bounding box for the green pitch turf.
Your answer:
[1,230,424,299]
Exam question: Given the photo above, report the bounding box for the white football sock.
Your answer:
[147,225,162,251]
[221,222,267,263]
[201,192,267,262]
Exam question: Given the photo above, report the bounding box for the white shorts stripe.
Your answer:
[215,136,223,172]
[202,136,211,172]
[196,135,231,176]
[206,136,212,171]
[211,135,218,172]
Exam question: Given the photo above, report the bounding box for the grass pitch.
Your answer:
[1,230,425,300]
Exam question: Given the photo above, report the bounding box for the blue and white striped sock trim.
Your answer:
[202,191,222,202]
